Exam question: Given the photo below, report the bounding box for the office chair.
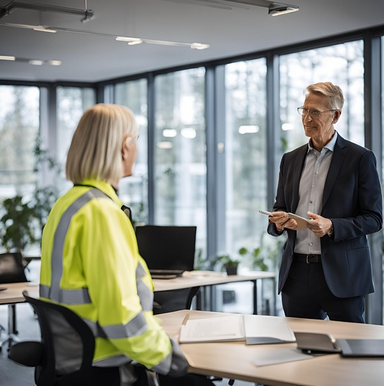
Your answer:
[153,287,200,315]
[0,252,28,351]
[8,291,121,386]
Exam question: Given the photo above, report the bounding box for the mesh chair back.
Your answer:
[22,292,120,386]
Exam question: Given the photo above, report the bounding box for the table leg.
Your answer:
[252,280,257,315]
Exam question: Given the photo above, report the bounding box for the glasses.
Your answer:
[297,107,336,117]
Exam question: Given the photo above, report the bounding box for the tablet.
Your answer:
[259,210,273,216]
[287,213,310,230]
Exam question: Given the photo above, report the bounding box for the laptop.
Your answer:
[135,225,197,279]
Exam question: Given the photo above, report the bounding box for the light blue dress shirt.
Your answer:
[294,132,338,254]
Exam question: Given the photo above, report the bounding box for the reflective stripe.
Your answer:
[137,280,153,312]
[151,351,172,374]
[83,318,107,339]
[102,311,148,340]
[94,355,132,367]
[45,189,109,304]
[136,262,146,278]
[40,284,91,305]
[136,262,153,312]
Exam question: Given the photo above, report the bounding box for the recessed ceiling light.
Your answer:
[0,55,16,61]
[0,55,62,66]
[47,60,62,66]
[191,43,210,50]
[29,60,43,65]
[33,26,57,33]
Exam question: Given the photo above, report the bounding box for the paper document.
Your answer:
[180,315,245,343]
[244,315,296,345]
[179,314,296,344]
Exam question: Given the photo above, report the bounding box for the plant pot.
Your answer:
[225,262,238,275]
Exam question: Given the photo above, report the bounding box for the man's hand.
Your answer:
[306,211,333,237]
[268,211,298,231]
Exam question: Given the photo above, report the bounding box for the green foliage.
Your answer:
[0,134,59,253]
[239,246,269,271]
[0,187,57,252]
[240,232,286,272]
[33,137,61,173]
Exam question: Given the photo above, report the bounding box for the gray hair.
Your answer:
[305,82,344,110]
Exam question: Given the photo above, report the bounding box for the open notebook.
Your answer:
[180,314,296,345]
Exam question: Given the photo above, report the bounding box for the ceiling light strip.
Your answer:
[0,55,61,65]
[0,22,210,50]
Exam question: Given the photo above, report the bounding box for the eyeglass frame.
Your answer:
[297,107,337,117]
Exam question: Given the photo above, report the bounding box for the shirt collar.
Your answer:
[307,131,338,153]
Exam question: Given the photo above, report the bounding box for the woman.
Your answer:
[40,104,188,385]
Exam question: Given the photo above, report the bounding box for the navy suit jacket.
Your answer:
[268,134,382,298]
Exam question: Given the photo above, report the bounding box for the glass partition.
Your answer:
[154,68,206,255]
[224,59,268,257]
[56,87,95,193]
[115,79,148,224]
[279,41,365,155]
[0,85,40,199]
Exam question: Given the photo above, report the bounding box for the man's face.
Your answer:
[301,93,336,141]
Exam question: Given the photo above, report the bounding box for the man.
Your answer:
[267,82,382,323]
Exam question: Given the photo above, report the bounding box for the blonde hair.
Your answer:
[305,82,344,110]
[66,104,138,184]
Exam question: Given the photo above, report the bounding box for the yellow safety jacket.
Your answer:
[40,178,187,376]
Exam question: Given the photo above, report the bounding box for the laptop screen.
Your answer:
[135,225,197,273]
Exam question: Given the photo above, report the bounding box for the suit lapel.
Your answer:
[322,135,347,210]
[292,145,308,210]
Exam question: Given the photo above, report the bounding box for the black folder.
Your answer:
[337,339,384,357]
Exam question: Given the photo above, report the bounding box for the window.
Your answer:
[154,68,206,254]
[115,79,148,224]
[56,87,95,193]
[0,85,40,198]
[224,59,268,257]
[279,41,365,154]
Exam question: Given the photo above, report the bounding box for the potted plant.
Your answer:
[214,253,241,275]
[0,138,59,253]
[0,187,57,252]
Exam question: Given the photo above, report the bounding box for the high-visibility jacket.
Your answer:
[40,178,187,376]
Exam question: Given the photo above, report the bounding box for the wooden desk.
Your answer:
[0,282,39,304]
[153,271,276,315]
[0,282,39,350]
[158,310,384,386]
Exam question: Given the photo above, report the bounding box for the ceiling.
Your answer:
[0,0,383,83]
